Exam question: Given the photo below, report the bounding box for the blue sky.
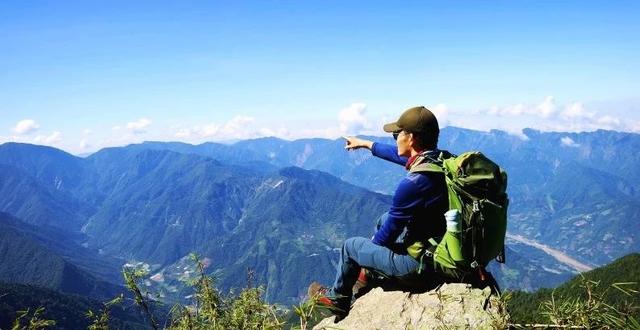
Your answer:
[1,1,639,153]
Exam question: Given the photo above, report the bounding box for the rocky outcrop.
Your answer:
[313,283,507,329]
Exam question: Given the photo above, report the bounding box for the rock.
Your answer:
[313,283,508,330]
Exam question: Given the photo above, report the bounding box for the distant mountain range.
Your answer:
[0,142,390,304]
[0,126,638,305]
[105,127,640,268]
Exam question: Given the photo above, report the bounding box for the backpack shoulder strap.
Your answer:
[409,162,443,174]
[409,150,453,174]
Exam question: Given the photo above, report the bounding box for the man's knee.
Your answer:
[343,237,368,257]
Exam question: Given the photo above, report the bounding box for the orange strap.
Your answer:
[478,266,487,282]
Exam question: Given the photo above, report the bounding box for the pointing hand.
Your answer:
[342,136,373,151]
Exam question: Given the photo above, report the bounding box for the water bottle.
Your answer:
[443,209,464,262]
[444,209,461,233]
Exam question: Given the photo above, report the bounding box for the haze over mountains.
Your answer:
[0,126,638,306]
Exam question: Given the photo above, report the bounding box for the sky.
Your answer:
[1,1,639,154]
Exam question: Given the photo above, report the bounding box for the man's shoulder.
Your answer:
[403,170,445,192]
[393,172,444,203]
[406,169,444,181]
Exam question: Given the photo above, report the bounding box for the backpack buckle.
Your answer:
[472,200,480,212]
[424,250,433,258]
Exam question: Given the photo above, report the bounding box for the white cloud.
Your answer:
[477,97,558,119]
[596,115,621,128]
[470,96,639,134]
[430,104,450,128]
[13,119,40,135]
[294,126,342,139]
[504,127,531,141]
[506,104,526,116]
[219,115,255,136]
[478,97,552,118]
[561,102,594,120]
[198,115,255,138]
[200,123,218,137]
[173,115,275,141]
[153,100,639,146]
[83,129,93,135]
[174,128,193,138]
[338,103,369,135]
[536,96,557,118]
[112,126,121,131]
[34,131,62,144]
[485,104,526,116]
[175,105,373,141]
[560,136,580,147]
[126,118,152,134]
[79,139,91,150]
[258,127,277,137]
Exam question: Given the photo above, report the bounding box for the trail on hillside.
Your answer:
[507,233,594,273]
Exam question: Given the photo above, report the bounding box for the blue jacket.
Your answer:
[370,142,448,249]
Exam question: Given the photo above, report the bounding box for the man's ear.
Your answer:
[408,133,417,148]
[409,133,423,150]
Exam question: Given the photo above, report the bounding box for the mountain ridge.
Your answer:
[0,127,638,304]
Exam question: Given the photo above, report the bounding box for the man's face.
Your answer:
[395,130,412,157]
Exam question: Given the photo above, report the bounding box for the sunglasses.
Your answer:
[392,131,404,140]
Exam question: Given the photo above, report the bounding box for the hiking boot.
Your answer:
[307,282,349,320]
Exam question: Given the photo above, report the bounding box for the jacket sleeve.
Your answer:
[371,142,408,166]
[372,176,424,246]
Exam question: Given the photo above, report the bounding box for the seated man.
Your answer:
[311,106,450,317]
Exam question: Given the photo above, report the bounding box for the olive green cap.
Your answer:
[383,106,440,135]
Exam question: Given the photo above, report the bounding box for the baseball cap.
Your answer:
[383,106,439,135]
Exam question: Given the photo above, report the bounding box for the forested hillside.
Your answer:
[508,253,640,325]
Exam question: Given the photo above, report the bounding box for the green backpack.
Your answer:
[407,151,509,278]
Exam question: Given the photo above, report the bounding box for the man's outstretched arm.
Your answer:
[342,136,408,166]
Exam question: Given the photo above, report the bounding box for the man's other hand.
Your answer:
[343,136,373,151]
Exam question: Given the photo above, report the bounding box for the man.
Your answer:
[311,106,450,318]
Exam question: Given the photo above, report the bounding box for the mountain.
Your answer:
[82,148,264,263]
[0,142,392,304]
[488,237,585,291]
[507,160,640,265]
[0,127,638,305]
[0,143,95,231]
[81,149,391,303]
[207,166,391,303]
[0,165,92,230]
[0,143,90,199]
[507,253,640,325]
[118,128,640,274]
[113,128,640,197]
[126,137,404,194]
[0,213,123,299]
